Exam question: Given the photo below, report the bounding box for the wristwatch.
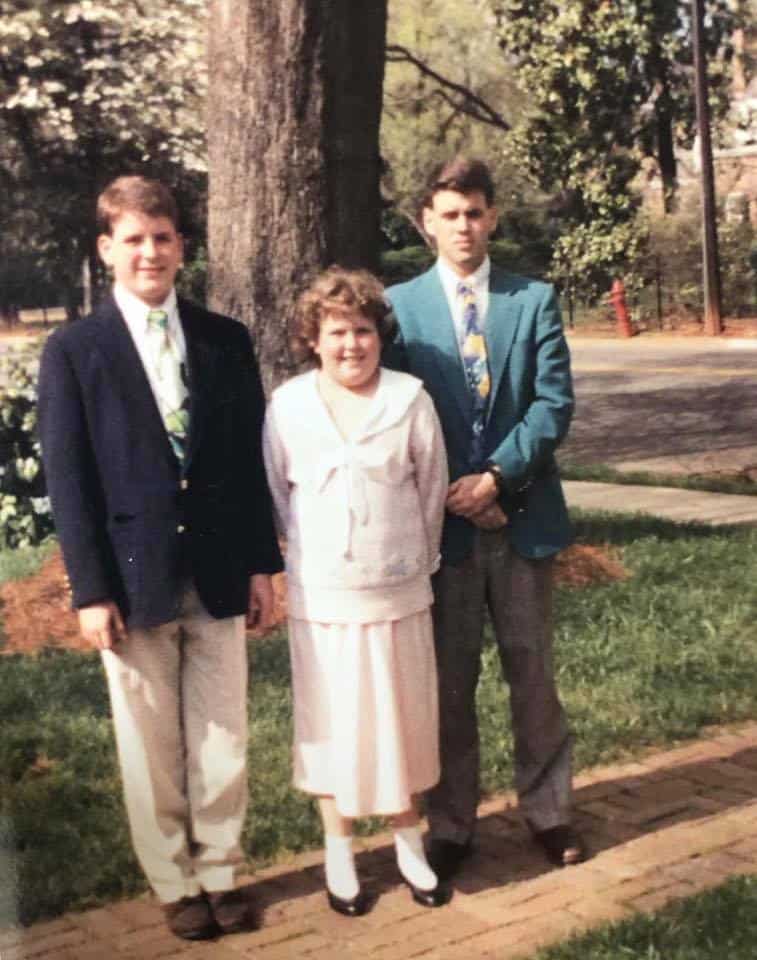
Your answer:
[484,462,504,494]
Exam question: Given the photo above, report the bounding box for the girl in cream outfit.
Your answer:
[263,268,449,914]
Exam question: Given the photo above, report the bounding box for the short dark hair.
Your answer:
[96,176,180,235]
[422,156,495,209]
[292,266,397,365]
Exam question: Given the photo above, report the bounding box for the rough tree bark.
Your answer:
[206,0,388,392]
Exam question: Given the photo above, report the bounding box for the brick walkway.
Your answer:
[4,725,757,960]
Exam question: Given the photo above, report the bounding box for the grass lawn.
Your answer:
[560,461,757,497]
[535,874,757,960]
[1,512,756,925]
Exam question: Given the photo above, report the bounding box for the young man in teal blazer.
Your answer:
[386,157,584,880]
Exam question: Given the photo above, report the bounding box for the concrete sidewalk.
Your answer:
[3,724,757,960]
[564,480,757,526]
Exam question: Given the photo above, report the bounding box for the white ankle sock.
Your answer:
[324,834,359,901]
[394,826,437,891]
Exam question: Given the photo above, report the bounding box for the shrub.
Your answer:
[0,341,53,549]
[719,219,757,317]
[380,245,434,285]
[630,195,757,325]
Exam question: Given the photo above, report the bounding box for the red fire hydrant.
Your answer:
[608,279,635,338]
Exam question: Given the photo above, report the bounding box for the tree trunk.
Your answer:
[206,0,388,393]
[656,104,678,215]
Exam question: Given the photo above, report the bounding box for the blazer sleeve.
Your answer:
[487,286,574,491]
[37,332,115,608]
[234,326,284,575]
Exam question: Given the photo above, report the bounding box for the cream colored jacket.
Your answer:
[263,368,448,623]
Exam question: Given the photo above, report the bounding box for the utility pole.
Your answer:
[692,0,723,335]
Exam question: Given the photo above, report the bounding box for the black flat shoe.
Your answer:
[428,838,473,883]
[403,878,448,908]
[327,888,368,917]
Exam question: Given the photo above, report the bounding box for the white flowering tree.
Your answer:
[0,0,208,320]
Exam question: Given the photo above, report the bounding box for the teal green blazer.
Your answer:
[386,264,574,563]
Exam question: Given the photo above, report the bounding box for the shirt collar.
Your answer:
[437,255,491,301]
[113,283,178,332]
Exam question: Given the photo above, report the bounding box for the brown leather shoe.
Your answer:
[163,894,218,940]
[207,887,258,934]
[530,824,586,867]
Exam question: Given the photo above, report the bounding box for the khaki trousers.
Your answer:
[427,530,573,844]
[101,582,248,903]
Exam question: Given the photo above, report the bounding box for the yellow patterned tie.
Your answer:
[457,282,490,467]
[146,309,189,462]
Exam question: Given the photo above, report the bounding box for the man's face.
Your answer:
[422,189,498,277]
[98,211,183,306]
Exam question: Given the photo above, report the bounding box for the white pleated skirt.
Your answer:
[287,609,440,818]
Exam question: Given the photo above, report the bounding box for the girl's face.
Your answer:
[312,309,381,393]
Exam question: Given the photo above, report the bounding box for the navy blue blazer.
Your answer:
[386,264,574,563]
[37,296,283,629]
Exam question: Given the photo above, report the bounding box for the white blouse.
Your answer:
[263,368,448,623]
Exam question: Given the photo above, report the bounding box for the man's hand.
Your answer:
[471,502,509,530]
[247,574,275,631]
[446,472,499,518]
[78,601,127,651]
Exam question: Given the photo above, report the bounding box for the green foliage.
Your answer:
[536,875,757,959]
[380,211,555,287]
[553,219,650,304]
[634,195,705,320]
[0,0,208,314]
[719,218,757,317]
[492,0,739,300]
[0,342,53,549]
[0,248,61,320]
[381,0,547,255]
[381,245,435,285]
[175,245,208,304]
[629,194,757,322]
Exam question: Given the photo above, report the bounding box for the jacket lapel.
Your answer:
[178,299,218,470]
[417,267,474,424]
[485,268,523,421]
[91,297,178,463]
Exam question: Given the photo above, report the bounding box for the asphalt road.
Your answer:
[560,336,757,475]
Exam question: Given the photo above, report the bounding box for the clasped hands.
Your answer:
[446,472,508,530]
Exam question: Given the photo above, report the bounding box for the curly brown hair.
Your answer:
[292,267,396,364]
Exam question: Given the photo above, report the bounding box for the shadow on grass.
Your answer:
[570,509,752,545]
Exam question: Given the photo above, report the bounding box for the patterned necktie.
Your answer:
[146,309,189,462]
[457,281,490,467]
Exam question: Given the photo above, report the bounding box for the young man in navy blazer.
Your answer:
[37,176,283,940]
[386,157,584,881]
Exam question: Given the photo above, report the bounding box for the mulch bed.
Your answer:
[0,544,628,655]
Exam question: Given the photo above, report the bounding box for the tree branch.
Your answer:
[385,43,511,132]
